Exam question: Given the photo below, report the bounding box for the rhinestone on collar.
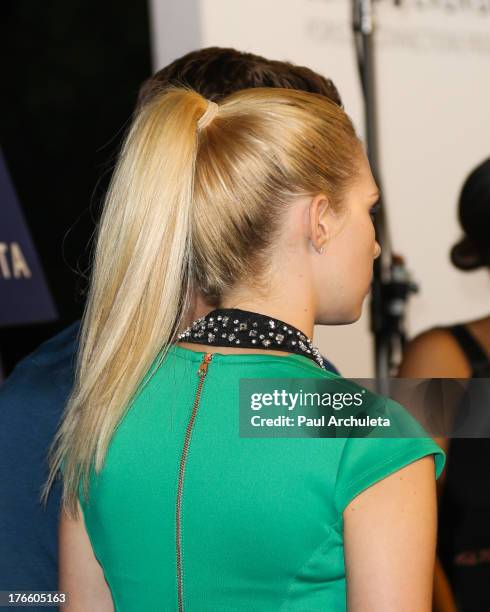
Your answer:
[177,308,326,370]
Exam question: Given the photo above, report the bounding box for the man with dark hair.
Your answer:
[0,47,341,598]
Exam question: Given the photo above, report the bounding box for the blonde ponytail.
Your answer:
[42,88,211,517]
[42,85,361,518]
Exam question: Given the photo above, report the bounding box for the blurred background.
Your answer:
[1,0,489,378]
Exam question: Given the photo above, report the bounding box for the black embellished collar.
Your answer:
[177,308,326,370]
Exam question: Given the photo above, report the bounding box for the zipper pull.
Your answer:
[197,353,213,377]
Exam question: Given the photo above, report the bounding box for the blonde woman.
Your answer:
[43,86,445,611]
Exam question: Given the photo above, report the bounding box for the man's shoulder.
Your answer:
[0,322,80,593]
[0,320,81,402]
[322,356,340,376]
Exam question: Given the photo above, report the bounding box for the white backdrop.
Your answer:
[150,0,490,376]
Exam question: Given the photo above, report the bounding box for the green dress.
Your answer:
[77,344,445,611]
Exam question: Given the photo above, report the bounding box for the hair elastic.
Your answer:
[197,100,219,131]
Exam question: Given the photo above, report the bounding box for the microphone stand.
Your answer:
[352,0,418,392]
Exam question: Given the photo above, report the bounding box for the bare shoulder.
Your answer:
[344,455,437,611]
[397,327,471,379]
[59,500,114,611]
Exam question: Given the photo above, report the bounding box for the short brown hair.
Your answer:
[137,46,342,108]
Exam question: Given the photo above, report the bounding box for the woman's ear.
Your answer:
[308,193,332,250]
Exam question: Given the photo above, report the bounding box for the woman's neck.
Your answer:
[179,268,318,342]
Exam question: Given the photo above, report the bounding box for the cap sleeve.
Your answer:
[333,397,446,515]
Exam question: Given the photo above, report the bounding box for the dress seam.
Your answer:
[278,516,343,611]
[168,349,356,391]
[169,347,331,374]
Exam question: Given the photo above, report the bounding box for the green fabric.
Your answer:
[78,344,445,611]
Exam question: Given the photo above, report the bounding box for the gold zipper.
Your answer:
[176,352,213,612]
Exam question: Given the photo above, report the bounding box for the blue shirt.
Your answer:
[0,319,339,605]
[0,322,79,608]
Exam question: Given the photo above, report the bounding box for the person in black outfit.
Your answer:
[398,157,490,612]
